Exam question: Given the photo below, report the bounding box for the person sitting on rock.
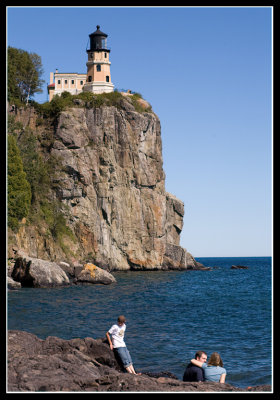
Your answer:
[106,315,140,375]
[190,352,226,383]
[183,351,207,382]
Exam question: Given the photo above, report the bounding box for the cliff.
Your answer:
[8,95,199,271]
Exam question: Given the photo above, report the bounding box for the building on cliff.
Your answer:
[47,25,114,101]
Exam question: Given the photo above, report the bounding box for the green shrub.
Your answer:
[34,92,73,118]
[17,130,51,204]
[33,89,152,119]
[75,90,123,109]
[39,199,76,241]
[73,91,95,102]
[8,115,24,135]
[8,135,32,230]
[129,93,152,113]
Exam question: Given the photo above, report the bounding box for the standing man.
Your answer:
[106,315,139,375]
[183,351,207,382]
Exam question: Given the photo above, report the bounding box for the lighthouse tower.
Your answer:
[83,25,114,94]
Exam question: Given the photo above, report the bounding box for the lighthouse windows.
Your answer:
[101,38,107,48]
[106,76,110,82]
[96,64,101,72]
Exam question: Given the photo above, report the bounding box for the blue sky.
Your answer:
[7,6,272,257]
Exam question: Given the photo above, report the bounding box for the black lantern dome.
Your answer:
[88,25,110,52]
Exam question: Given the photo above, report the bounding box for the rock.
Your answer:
[75,263,116,285]
[7,330,271,392]
[7,262,15,277]
[72,98,85,106]
[74,265,84,278]
[11,256,70,288]
[184,253,211,270]
[58,261,75,277]
[9,104,197,271]
[162,243,188,270]
[231,265,249,269]
[7,276,21,290]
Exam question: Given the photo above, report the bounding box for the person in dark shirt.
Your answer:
[183,351,207,382]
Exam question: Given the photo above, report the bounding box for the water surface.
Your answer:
[8,256,272,388]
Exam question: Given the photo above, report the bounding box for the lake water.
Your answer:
[8,257,272,389]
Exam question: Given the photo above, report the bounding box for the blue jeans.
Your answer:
[115,346,132,368]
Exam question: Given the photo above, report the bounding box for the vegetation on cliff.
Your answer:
[8,135,32,230]
[7,114,75,255]
[33,90,152,120]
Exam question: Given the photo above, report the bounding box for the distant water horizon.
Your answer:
[8,256,272,389]
[195,255,272,259]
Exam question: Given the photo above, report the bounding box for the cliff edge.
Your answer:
[8,95,199,271]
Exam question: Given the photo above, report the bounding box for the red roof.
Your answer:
[48,83,55,88]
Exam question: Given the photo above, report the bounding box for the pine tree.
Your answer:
[8,135,32,230]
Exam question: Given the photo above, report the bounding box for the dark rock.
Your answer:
[231,265,249,269]
[58,261,75,277]
[8,330,271,392]
[142,371,179,380]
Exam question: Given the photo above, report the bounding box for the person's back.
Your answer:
[183,363,204,382]
[201,363,226,382]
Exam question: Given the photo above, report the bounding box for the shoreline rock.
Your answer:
[7,276,21,290]
[7,330,271,392]
[10,255,117,288]
[11,255,70,288]
[74,263,116,285]
[7,251,212,289]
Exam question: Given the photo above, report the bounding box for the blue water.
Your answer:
[8,257,272,389]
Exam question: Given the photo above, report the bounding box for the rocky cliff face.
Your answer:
[10,98,198,271]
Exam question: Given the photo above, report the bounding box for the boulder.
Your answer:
[11,256,70,288]
[231,265,249,270]
[7,276,21,290]
[7,330,272,392]
[58,261,75,277]
[75,263,116,285]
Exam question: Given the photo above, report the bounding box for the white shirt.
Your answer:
[108,323,126,348]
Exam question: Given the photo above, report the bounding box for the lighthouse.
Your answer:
[83,25,114,94]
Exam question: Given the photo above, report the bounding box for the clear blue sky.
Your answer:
[7,6,272,257]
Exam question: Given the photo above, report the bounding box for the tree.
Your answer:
[8,47,45,104]
[8,135,32,230]
[17,130,51,204]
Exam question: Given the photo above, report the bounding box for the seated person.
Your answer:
[183,351,207,382]
[190,351,226,383]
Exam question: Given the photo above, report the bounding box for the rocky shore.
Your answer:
[7,249,210,289]
[7,330,271,392]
